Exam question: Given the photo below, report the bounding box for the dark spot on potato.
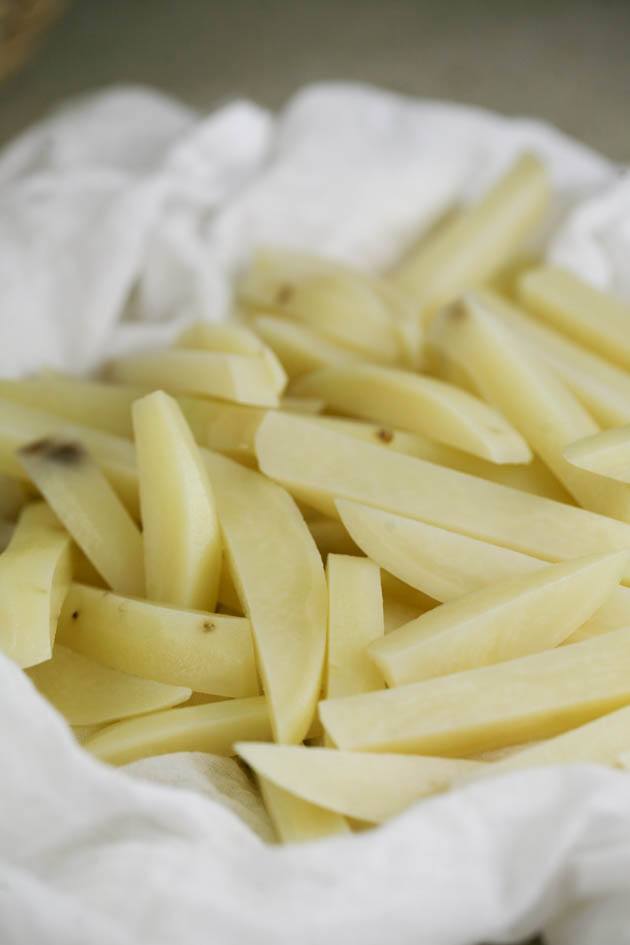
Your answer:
[446,301,467,321]
[275,283,295,306]
[375,428,394,444]
[71,610,79,620]
[202,621,216,633]
[20,438,85,465]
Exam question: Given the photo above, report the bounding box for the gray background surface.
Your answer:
[1,0,629,160]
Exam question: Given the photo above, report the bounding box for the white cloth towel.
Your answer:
[1,82,630,945]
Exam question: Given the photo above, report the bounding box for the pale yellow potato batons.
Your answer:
[28,645,190,726]
[133,392,222,611]
[110,349,280,407]
[58,583,258,698]
[393,153,549,319]
[252,314,363,379]
[18,438,144,598]
[428,293,630,522]
[202,448,327,744]
[336,500,630,641]
[326,555,384,698]
[176,321,287,395]
[255,412,630,582]
[518,266,630,372]
[466,705,630,782]
[320,628,630,756]
[470,289,630,428]
[0,503,71,668]
[369,552,628,686]
[564,426,630,485]
[237,743,483,824]
[291,364,531,464]
[257,776,350,843]
[85,695,270,766]
[0,398,139,515]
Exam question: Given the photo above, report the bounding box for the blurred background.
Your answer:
[1,0,629,159]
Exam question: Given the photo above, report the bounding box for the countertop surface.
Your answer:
[1,0,628,161]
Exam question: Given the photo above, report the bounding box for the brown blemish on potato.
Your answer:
[71,610,79,620]
[375,428,394,444]
[202,620,216,633]
[20,438,86,465]
[275,283,295,306]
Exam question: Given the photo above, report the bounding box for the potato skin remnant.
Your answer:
[20,438,85,465]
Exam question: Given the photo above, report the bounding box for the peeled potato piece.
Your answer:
[337,501,630,641]
[252,314,363,378]
[564,426,630,485]
[467,705,630,782]
[470,289,630,429]
[291,364,531,464]
[237,743,482,823]
[28,645,190,726]
[370,552,628,686]
[58,584,258,698]
[0,503,71,667]
[110,349,279,407]
[326,555,384,698]
[19,437,144,598]
[133,392,222,611]
[257,776,350,843]
[255,412,630,582]
[176,321,287,395]
[0,474,28,520]
[393,154,549,319]
[202,449,327,744]
[320,628,630,756]
[85,695,270,765]
[0,374,139,438]
[518,266,630,372]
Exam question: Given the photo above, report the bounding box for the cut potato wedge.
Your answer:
[291,364,531,464]
[338,500,630,644]
[109,349,280,407]
[393,154,549,318]
[564,426,630,485]
[0,503,71,667]
[58,583,258,697]
[280,396,324,415]
[252,314,363,378]
[467,705,630,781]
[370,552,628,685]
[0,374,138,438]
[428,294,630,521]
[237,743,482,823]
[320,628,630,756]
[19,437,144,597]
[28,645,190,726]
[202,449,327,744]
[326,555,384,697]
[471,289,630,429]
[258,776,350,843]
[255,412,630,581]
[85,695,270,765]
[133,392,221,610]
[176,321,287,394]
[518,266,630,372]
[0,398,139,516]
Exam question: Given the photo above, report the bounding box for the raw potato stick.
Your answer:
[0,474,28,520]
[85,695,271,765]
[320,628,630,756]
[19,438,144,597]
[28,645,190,726]
[202,448,327,744]
[519,266,630,372]
[336,500,630,641]
[0,503,71,667]
[237,743,482,823]
[369,552,628,686]
[255,412,630,583]
[326,555,384,698]
[257,775,350,843]
[393,154,549,318]
[58,583,258,698]
[176,321,287,395]
[564,426,630,484]
[428,293,630,521]
[109,349,280,407]
[252,314,363,378]
[291,364,531,464]
[133,392,222,610]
